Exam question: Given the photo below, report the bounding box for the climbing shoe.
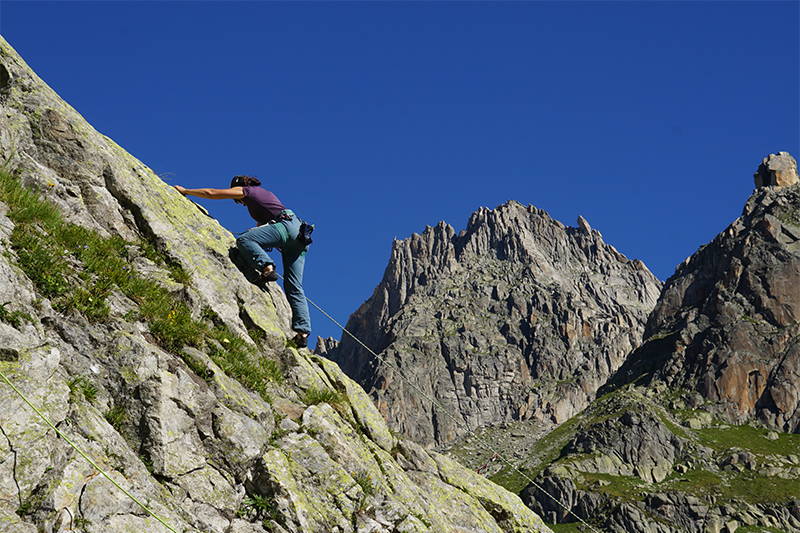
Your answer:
[259,265,279,283]
[292,333,309,349]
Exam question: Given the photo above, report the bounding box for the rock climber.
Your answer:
[174,175,311,348]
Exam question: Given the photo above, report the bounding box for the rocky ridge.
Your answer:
[610,161,800,433]
[506,155,800,532]
[328,197,661,447]
[518,386,800,532]
[0,36,550,533]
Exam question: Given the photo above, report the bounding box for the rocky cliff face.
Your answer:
[610,159,800,433]
[328,199,661,447]
[509,155,800,532]
[517,387,800,533]
[0,37,551,533]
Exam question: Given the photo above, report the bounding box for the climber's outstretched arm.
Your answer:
[174,185,245,200]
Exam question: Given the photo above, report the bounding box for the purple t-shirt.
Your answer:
[241,186,286,225]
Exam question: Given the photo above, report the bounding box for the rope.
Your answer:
[0,259,597,532]
[0,368,180,533]
[281,272,603,533]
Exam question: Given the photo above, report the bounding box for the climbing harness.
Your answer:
[279,272,604,533]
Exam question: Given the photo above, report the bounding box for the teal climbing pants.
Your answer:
[235,210,311,334]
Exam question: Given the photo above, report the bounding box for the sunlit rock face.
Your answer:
[522,166,800,531]
[329,199,661,447]
[0,36,552,533]
[611,155,800,432]
[754,151,799,188]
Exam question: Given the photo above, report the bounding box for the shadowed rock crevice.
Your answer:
[0,63,11,94]
[0,423,23,508]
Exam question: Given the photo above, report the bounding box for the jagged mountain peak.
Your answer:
[330,198,661,447]
[379,200,653,329]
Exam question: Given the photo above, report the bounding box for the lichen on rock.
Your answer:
[0,35,550,533]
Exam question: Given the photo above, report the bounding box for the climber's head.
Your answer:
[231,175,260,204]
[230,175,261,188]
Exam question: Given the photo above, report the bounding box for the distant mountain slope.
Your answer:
[0,36,550,533]
[508,153,800,532]
[328,200,661,446]
[610,153,800,432]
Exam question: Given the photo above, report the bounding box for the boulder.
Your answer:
[754,151,799,188]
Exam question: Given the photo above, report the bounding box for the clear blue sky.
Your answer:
[2,1,798,345]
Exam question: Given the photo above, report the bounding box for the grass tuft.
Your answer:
[104,405,127,431]
[67,376,98,402]
[0,302,31,328]
[301,386,344,407]
[179,350,214,382]
[73,516,91,532]
[353,471,376,497]
[353,471,376,512]
[0,170,198,335]
[236,494,280,524]
[207,324,283,402]
[0,170,285,401]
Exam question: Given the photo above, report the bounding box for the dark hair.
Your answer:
[230,175,261,188]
